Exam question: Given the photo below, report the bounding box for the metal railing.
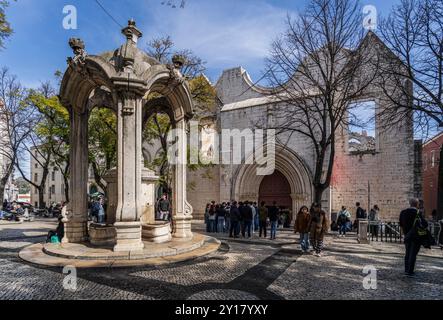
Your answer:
[368,221,403,243]
[368,220,442,245]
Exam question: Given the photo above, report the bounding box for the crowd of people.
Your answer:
[1,200,27,221]
[204,201,291,240]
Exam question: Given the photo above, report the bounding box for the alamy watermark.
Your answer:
[362,265,377,290]
[63,265,77,291]
[63,5,78,30]
[167,121,276,176]
[362,5,377,31]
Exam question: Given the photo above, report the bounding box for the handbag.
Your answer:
[50,235,60,244]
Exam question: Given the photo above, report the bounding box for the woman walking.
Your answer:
[294,206,311,253]
[309,203,329,257]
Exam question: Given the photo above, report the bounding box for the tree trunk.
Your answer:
[438,145,443,220]
[0,184,5,203]
[38,186,45,209]
[91,160,107,194]
[63,162,70,203]
[63,176,70,203]
[314,186,325,205]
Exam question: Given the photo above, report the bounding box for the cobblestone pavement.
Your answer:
[0,219,442,300]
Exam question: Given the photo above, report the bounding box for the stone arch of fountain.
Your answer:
[31,20,214,261]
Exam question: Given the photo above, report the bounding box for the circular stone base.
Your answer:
[89,223,116,247]
[142,221,172,243]
[19,233,220,268]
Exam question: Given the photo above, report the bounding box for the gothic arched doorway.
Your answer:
[258,170,292,211]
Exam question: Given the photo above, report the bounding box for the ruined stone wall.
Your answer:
[186,166,220,219]
[331,109,416,222]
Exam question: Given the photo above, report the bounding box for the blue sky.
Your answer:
[1,0,402,89]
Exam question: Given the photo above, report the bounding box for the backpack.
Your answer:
[405,210,434,248]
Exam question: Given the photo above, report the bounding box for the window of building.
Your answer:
[34,163,38,169]
[348,100,376,152]
[52,171,55,181]
[431,150,435,168]
[35,187,38,194]
[423,153,427,171]
[34,173,38,183]
[51,185,55,194]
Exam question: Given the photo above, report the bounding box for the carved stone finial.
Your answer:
[69,38,85,52]
[67,38,88,73]
[121,19,142,44]
[172,55,185,70]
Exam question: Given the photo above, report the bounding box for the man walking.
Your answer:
[400,198,427,277]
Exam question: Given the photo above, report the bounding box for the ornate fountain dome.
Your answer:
[97,20,161,77]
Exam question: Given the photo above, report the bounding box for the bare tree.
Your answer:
[376,0,442,132]
[0,67,36,202]
[143,36,215,194]
[263,0,378,203]
[15,84,65,208]
[377,0,443,218]
[16,140,52,209]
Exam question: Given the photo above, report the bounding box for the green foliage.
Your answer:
[14,177,30,193]
[88,107,117,174]
[28,92,69,143]
[189,75,216,106]
[0,1,15,49]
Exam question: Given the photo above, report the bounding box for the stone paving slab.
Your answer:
[2,220,443,300]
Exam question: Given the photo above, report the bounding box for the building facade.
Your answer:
[181,33,421,222]
[422,132,443,219]
[30,147,97,208]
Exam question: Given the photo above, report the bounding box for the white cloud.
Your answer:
[139,0,293,74]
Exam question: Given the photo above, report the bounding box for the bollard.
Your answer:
[358,219,370,244]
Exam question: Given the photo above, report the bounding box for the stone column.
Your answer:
[103,168,117,225]
[113,91,145,252]
[63,108,89,243]
[172,118,193,239]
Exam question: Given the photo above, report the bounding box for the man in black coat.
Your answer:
[240,201,253,238]
[229,202,240,238]
[400,198,427,277]
[355,202,366,234]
